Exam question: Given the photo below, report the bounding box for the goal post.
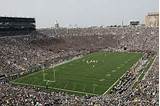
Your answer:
[42,66,56,83]
[42,67,46,81]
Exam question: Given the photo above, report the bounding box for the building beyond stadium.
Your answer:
[145,12,159,27]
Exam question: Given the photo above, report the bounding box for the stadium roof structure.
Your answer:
[0,16,35,23]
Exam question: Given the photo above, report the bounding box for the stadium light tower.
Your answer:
[122,17,125,27]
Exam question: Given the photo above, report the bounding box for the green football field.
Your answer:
[12,52,142,95]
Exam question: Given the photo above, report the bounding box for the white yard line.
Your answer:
[49,55,84,68]
[11,81,97,96]
[102,57,141,95]
[102,69,127,95]
[44,80,55,83]
[128,55,156,89]
[45,55,83,80]
[142,56,157,80]
[11,54,98,95]
[43,55,84,83]
[135,55,156,81]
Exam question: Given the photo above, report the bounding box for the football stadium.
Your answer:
[0,1,159,105]
[0,18,158,105]
[0,16,158,105]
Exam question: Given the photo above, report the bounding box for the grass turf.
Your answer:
[12,52,142,95]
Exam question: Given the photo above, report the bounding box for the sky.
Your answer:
[0,0,158,28]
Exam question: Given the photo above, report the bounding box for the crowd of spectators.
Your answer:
[0,26,158,105]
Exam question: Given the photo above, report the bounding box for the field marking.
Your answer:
[117,66,121,69]
[130,55,156,88]
[12,52,142,96]
[142,56,157,80]
[42,55,85,84]
[102,57,141,95]
[102,69,127,95]
[99,79,105,81]
[49,55,84,69]
[112,70,116,72]
[10,81,97,96]
[105,74,111,77]
[44,79,55,83]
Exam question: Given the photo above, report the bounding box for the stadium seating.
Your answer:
[0,26,158,105]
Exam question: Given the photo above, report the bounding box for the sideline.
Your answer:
[10,81,97,96]
[102,56,142,95]
[142,56,157,80]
